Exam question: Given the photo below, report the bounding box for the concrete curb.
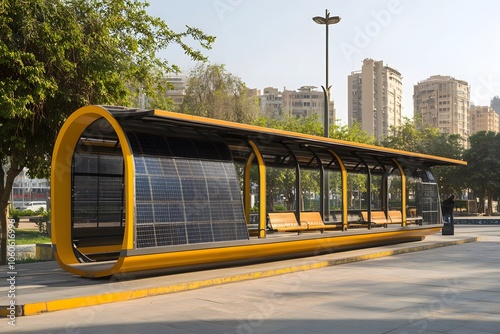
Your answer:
[0,237,478,317]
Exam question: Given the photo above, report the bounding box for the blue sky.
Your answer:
[147,0,500,125]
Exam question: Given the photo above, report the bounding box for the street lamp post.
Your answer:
[313,9,340,224]
[313,9,340,138]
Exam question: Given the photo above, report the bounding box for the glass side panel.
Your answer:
[72,153,124,229]
[405,164,442,225]
[370,174,383,210]
[301,169,320,212]
[348,173,368,210]
[266,166,296,212]
[388,169,402,210]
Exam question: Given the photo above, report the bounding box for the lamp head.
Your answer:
[312,15,341,25]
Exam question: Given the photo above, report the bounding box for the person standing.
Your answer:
[442,194,456,225]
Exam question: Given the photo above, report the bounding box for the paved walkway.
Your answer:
[1,225,500,333]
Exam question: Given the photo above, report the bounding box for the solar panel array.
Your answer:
[127,131,249,248]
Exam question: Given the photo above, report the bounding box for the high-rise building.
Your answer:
[413,75,470,147]
[470,105,500,133]
[490,96,500,116]
[258,86,335,124]
[348,58,403,141]
[163,75,188,107]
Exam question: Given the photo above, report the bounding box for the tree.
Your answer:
[0,0,215,264]
[463,131,500,215]
[254,114,323,136]
[424,133,464,196]
[250,116,320,211]
[381,117,435,152]
[330,122,376,145]
[381,118,465,195]
[180,63,258,123]
[252,116,376,211]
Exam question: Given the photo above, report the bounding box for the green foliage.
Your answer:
[251,115,377,211]
[331,122,376,145]
[273,204,286,212]
[13,229,51,245]
[0,0,215,264]
[255,114,323,136]
[180,63,258,123]
[0,0,215,177]
[9,207,46,219]
[381,117,465,195]
[380,117,463,156]
[254,115,376,145]
[463,131,500,215]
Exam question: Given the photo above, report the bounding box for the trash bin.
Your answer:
[442,223,454,235]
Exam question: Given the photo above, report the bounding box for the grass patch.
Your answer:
[14,228,51,245]
[16,256,50,264]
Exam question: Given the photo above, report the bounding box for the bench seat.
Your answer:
[387,210,405,226]
[361,211,388,226]
[267,212,308,234]
[406,217,423,225]
[300,212,340,233]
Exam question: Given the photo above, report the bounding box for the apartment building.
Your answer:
[490,96,500,118]
[470,105,500,133]
[258,86,335,124]
[413,75,470,147]
[348,58,403,141]
[163,75,188,106]
[259,87,283,118]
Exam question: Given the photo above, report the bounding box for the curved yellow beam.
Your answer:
[244,153,255,224]
[51,105,135,277]
[326,149,348,231]
[392,159,407,226]
[248,140,266,238]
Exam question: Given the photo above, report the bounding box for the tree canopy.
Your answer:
[380,117,465,195]
[250,115,376,211]
[331,122,376,145]
[463,131,500,215]
[0,0,215,263]
[180,63,258,123]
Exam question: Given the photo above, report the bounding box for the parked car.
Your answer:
[22,201,47,212]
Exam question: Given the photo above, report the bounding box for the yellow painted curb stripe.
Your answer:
[0,237,478,317]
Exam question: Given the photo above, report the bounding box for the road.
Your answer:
[3,225,500,334]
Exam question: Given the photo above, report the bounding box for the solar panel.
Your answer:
[128,131,249,248]
[159,158,177,175]
[135,175,152,202]
[133,156,147,174]
[153,223,187,246]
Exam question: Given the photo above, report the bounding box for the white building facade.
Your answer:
[348,59,403,141]
[414,75,470,147]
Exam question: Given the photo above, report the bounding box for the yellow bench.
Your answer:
[300,212,340,233]
[387,210,403,225]
[267,212,308,234]
[361,211,388,226]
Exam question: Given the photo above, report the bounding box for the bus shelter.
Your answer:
[51,105,466,277]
